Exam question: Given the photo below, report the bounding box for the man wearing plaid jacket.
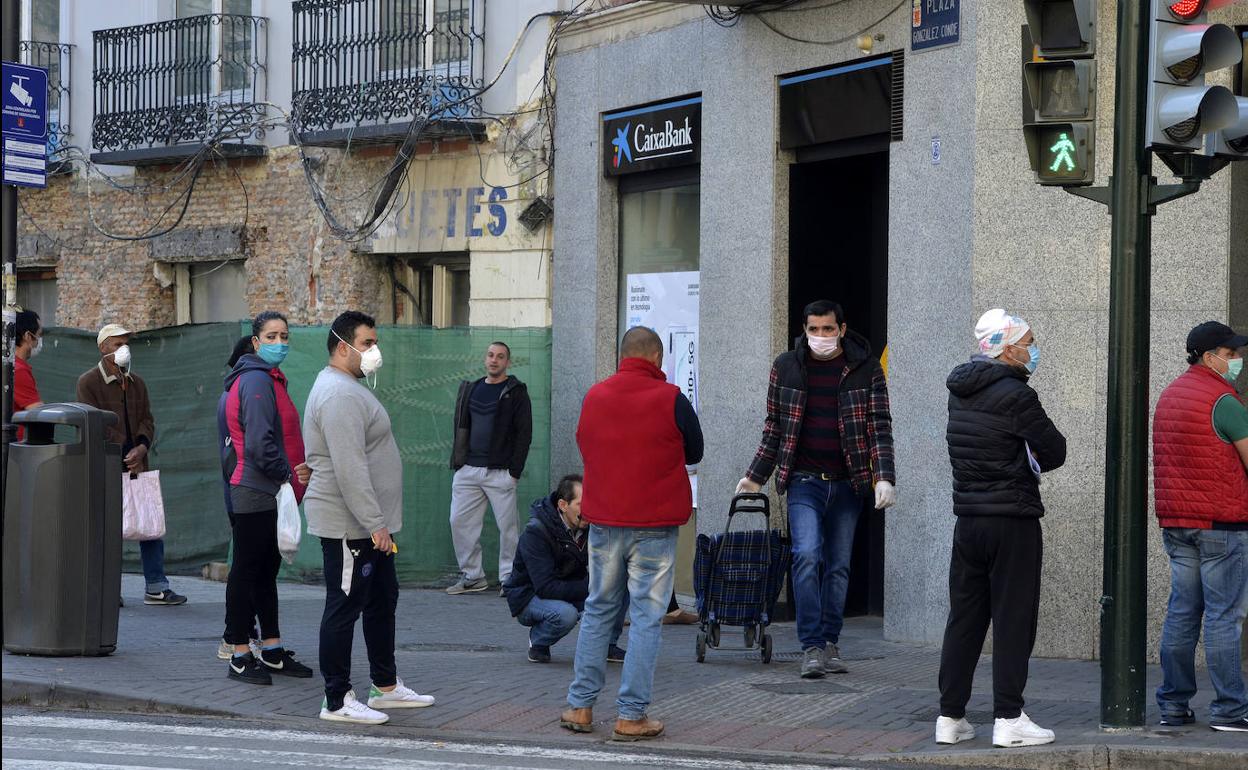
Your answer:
[737,300,896,679]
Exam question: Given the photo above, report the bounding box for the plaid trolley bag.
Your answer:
[693,493,790,663]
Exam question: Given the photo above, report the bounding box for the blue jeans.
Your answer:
[140,538,169,593]
[786,476,862,650]
[1157,528,1248,723]
[567,524,677,720]
[519,595,627,649]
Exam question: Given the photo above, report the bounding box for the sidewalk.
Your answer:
[4,575,1246,769]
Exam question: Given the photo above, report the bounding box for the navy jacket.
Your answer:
[503,495,588,617]
[217,354,291,508]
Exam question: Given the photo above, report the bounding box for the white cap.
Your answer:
[97,323,132,346]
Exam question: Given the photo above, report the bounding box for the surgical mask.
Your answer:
[807,334,841,358]
[334,331,383,387]
[29,336,43,358]
[257,342,289,366]
[110,344,131,368]
[1021,342,1040,375]
[1214,354,1243,383]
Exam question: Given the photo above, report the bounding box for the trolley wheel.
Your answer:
[708,623,721,648]
[744,624,757,649]
[761,633,774,664]
[696,632,707,663]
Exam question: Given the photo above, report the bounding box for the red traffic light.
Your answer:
[1167,0,1205,19]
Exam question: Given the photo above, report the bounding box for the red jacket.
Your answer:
[576,358,695,528]
[271,367,307,502]
[1153,365,1248,529]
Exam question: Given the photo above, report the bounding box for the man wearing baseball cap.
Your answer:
[1152,321,1248,732]
[77,324,186,606]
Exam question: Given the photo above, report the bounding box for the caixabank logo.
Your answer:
[602,95,701,177]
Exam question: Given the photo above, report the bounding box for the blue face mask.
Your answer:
[257,342,289,366]
[1022,342,1040,375]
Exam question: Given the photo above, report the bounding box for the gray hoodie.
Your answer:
[302,366,403,540]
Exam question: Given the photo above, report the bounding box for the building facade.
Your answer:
[15,0,560,330]
[549,0,1248,659]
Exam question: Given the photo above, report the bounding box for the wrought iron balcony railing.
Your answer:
[92,13,268,163]
[292,0,485,146]
[19,40,74,157]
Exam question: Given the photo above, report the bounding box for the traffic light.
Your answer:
[1204,26,1248,158]
[1022,1,1098,186]
[1145,0,1242,152]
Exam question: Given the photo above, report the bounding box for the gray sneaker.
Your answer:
[823,644,848,674]
[800,646,826,679]
[446,576,489,595]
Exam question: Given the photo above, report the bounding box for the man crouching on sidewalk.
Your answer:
[503,474,627,664]
[560,326,703,742]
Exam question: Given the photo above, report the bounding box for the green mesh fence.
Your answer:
[29,323,552,586]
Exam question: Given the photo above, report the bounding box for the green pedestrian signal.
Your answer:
[1049,132,1077,172]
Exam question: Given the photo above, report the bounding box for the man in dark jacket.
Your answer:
[447,342,533,595]
[504,475,626,664]
[736,300,896,679]
[935,309,1066,750]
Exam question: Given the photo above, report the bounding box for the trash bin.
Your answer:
[3,403,122,656]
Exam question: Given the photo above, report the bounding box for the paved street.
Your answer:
[3,575,1247,767]
[0,710,862,770]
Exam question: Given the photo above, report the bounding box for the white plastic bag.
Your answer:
[122,471,167,541]
[276,482,302,564]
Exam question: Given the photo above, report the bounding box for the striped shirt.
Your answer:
[794,352,846,478]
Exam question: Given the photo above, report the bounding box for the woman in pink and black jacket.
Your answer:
[216,311,314,685]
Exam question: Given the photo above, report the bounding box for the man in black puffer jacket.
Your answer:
[503,475,626,663]
[935,309,1066,750]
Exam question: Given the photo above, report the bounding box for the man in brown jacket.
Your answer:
[77,324,186,606]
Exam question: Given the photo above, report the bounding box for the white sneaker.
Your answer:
[367,678,435,709]
[935,715,975,744]
[992,711,1055,748]
[320,691,390,725]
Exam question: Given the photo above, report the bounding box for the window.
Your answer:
[617,182,702,341]
[176,0,255,98]
[21,0,63,133]
[173,260,250,324]
[395,254,470,328]
[16,270,58,327]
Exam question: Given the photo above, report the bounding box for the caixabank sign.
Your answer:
[602,95,702,177]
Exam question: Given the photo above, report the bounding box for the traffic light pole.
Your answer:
[2,0,19,515]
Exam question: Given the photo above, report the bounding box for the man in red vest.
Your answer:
[1153,321,1248,732]
[560,326,703,742]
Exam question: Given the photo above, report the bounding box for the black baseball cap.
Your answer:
[1186,321,1248,356]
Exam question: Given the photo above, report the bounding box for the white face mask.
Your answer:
[110,344,131,368]
[29,336,43,358]
[807,334,841,359]
[334,331,382,386]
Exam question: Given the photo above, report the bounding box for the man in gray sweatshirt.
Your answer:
[303,311,435,725]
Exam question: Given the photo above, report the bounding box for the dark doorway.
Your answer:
[788,150,889,618]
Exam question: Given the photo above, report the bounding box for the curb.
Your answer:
[2,676,232,718]
[858,744,1248,770]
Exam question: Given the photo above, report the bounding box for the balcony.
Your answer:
[292,0,486,148]
[19,40,74,165]
[91,14,269,166]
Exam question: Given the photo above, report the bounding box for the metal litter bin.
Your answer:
[3,403,122,656]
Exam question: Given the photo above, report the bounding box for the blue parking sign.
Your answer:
[3,60,49,188]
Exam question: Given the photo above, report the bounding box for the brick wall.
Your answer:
[16,144,420,331]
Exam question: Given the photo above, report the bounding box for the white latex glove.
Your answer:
[736,477,762,495]
[874,480,896,510]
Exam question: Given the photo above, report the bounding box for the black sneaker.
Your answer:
[260,647,314,678]
[228,653,273,685]
[1210,716,1248,732]
[528,644,551,663]
[143,589,187,606]
[607,644,627,663]
[1159,709,1195,726]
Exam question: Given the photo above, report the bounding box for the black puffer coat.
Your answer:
[503,495,588,617]
[946,356,1067,518]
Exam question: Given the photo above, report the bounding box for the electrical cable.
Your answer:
[753,0,908,45]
